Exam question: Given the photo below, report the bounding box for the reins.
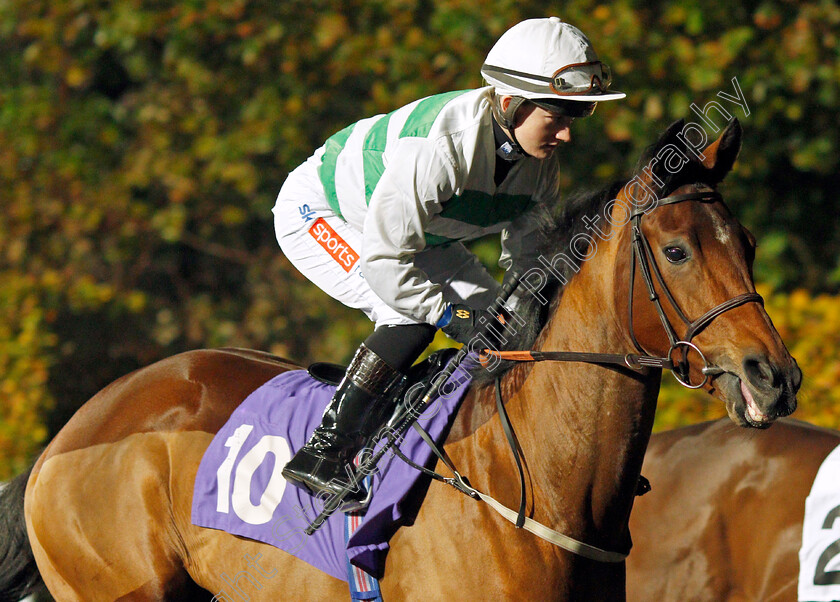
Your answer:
[400,188,765,563]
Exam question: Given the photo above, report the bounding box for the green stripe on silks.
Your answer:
[362,113,393,204]
[439,190,534,227]
[399,90,470,138]
[362,90,470,205]
[318,123,356,219]
[424,232,457,247]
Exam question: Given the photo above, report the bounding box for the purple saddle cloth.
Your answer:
[191,356,475,580]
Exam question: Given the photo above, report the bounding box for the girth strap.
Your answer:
[495,378,527,528]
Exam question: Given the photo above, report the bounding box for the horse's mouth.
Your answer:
[714,372,775,429]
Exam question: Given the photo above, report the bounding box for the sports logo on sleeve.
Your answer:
[308,218,359,272]
[298,204,315,222]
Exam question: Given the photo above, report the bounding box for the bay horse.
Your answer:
[0,118,800,601]
[627,418,840,602]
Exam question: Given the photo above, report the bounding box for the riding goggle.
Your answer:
[551,61,612,95]
[482,60,613,97]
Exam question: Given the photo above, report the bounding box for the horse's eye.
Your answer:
[664,246,688,263]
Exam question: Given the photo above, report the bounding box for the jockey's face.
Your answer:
[502,97,573,159]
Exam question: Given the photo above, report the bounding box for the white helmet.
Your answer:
[481,17,626,106]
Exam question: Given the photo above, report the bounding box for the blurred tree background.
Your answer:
[1,0,839,478]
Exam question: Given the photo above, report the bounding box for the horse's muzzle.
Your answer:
[718,354,800,427]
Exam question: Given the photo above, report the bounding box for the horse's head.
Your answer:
[613,118,800,428]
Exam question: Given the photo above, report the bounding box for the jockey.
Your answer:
[275,17,625,499]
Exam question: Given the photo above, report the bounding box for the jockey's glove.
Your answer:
[437,303,506,345]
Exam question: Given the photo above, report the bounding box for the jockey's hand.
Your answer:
[438,304,505,345]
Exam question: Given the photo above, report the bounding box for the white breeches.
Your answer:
[273,158,500,328]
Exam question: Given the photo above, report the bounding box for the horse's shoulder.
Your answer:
[645,418,840,477]
[766,418,840,460]
[774,417,840,440]
[645,419,722,459]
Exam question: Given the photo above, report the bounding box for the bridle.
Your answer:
[332,187,766,564]
[626,187,763,388]
[490,187,764,389]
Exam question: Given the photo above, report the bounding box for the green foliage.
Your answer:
[1,0,837,474]
[0,273,54,480]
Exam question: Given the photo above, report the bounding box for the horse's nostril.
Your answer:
[743,356,779,390]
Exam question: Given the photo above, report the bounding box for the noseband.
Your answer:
[627,189,763,387]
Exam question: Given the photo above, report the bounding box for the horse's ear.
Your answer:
[701,118,742,183]
[656,119,687,154]
[640,119,686,189]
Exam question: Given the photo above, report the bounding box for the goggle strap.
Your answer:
[483,62,610,95]
[483,64,555,85]
[483,64,556,96]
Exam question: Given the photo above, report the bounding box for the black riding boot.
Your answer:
[281,344,405,501]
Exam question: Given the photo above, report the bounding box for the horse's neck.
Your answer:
[525,267,658,542]
[451,240,659,553]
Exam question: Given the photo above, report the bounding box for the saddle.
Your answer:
[191,348,476,584]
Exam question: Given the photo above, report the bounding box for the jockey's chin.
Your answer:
[532,143,561,159]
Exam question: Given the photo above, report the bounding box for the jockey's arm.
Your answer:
[499,153,560,278]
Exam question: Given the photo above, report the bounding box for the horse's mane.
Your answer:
[510,182,623,345]
[470,119,719,384]
[467,182,620,385]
